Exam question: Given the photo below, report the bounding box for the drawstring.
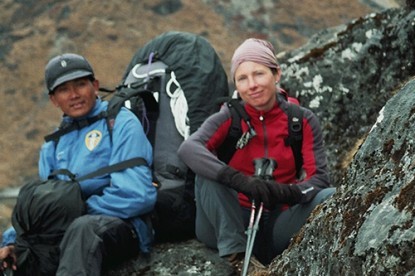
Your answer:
[144,52,155,90]
[166,71,190,140]
[127,51,190,140]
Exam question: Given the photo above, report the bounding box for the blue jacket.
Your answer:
[2,98,157,253]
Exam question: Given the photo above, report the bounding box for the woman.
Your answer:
[178,38,335,273]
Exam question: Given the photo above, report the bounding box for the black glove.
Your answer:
[218,166,274,209]
[265,181,302,205]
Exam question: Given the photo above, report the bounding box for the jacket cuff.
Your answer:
[1,227,16,247]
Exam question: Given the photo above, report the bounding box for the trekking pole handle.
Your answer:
[264,158,277,180]
[253,158,266,177]
[253,158,277,180]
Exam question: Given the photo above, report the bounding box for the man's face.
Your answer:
[49,77,99,118]
[234,61,280,111]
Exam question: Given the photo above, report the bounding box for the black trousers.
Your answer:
[56,215,139,276]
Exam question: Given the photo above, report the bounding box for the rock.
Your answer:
[269,78,415,276]
[104,239,234,276]
[279,8,415,186]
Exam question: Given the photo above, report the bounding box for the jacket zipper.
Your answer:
[259,113,269,158]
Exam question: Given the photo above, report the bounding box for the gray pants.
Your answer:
[56,215,139,276]
[194,176,335,264]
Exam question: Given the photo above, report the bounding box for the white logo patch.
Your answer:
[85,130,102,151]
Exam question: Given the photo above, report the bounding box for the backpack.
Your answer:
[11,159,146,276]
[12,178,85,276]
[45,31,229,243]
[107,31,229,242]
[217,92,304,179]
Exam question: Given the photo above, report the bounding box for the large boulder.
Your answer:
[279,7,415,186]
[269,77,415,275]
[268,7,415,275]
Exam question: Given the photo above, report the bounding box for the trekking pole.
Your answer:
[242,200,256,276]
[242,158,266,276]
[245,201,263,270]
[242,158,277,275]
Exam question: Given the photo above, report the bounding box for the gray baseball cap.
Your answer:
[45,53,94,93]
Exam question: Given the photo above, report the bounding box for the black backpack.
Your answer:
[11,177,85,276]
[106,32,229,242]
[11,161,139,276]
[217,94,304,179]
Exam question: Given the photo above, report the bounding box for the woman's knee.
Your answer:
[313,187,336,204]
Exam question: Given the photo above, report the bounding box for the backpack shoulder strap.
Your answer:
[44,111,108,143]
[49,157,148,182]
[75,157,148,181]
[217,99,256,164]
[104,77,152,141]
[284,102,304,179]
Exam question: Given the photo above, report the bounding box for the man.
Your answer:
[178,38,335,274]
[0,53,157,275]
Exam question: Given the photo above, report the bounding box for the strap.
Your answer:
[284,103,303,178]
[228,99,249,122]
[48,169,77,181]
[44,112,108,143]
[49,157,148,182]
[217,99,244,163]
[105,78,154,141]
[76,157,148,181]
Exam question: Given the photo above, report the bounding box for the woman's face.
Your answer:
[234,61,281,111]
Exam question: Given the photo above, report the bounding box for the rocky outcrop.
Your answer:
[270,6,415,275]
[279,8,415,186]
[104,239,234,276]
[269,77,415,276]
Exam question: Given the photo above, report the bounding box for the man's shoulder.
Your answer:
[114,106,140,123]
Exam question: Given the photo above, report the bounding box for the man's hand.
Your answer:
[0,245,17,272]
[217,166,275,209]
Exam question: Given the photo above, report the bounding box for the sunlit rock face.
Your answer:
[279,8,415,186]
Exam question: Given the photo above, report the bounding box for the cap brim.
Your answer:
[49,70,94,92]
